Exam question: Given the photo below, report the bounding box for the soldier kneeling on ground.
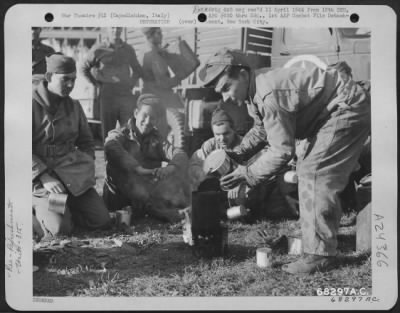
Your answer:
[32,54,111,238]
[103,94,190,223]
[189,108,299,222]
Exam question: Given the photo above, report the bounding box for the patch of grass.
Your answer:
[33,150,371,297]
[33,218,371,297]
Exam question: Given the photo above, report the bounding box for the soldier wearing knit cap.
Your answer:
[211,107,234,126]
[32,54,111,239]
[45,53,76,74]
[42,54,77,100]
[189,108,242,191]
[103,93,190,223]
[210,108,237,150]
[189,108,292,221]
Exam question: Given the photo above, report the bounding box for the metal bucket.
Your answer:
[203,149,237,177]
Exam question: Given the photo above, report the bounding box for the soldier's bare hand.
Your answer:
[227,184,241,199]
[220,165,247,190]
[153,165,176,180]
[39,173,66,194]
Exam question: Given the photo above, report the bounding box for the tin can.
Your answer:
[226,205,248,220]
[256,247,273,268]
[48,193,68,214]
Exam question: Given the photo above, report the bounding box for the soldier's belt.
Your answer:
[33,142,76,158]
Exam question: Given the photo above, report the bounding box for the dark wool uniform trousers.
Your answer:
[296,101,370,256]
[32,188,111,237]
[99,83,136,142]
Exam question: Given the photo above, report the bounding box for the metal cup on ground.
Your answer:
[226,205,248,220]
[287,236,303,255]
[256,247,273,268]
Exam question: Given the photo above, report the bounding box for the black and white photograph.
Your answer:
[4,4,397,310]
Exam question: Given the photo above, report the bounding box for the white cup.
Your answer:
[284,170,298,184]
[256,247,273,268]
[226,205,247,220]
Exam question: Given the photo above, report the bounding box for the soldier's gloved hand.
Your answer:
[220,165,247,190]
[153,165,176,180]
[39,173,66,194]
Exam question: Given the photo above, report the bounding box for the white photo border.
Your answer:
[4,3,398,310]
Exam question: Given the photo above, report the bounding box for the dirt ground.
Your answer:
[33,150,371,297]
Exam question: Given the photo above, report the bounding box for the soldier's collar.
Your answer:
[246,70,257,104]
[130,121,158,141]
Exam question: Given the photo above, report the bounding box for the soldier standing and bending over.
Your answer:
[199,49,370,274]
[190,108,298,221]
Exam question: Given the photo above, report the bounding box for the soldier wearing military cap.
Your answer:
[103,94,190,223]
[199,48,370,274]
[32,54,111,238]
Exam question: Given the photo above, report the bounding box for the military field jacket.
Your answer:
[239,66,369,186]
[32,81,96,196]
